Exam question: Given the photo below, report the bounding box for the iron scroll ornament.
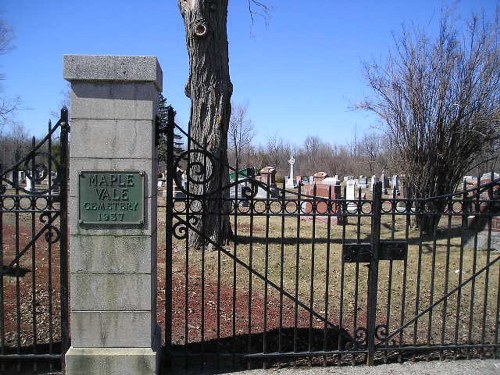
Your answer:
[1,150,62,195]
[344,324,393,350]
[173,149,217,197]
[173,148,261,200]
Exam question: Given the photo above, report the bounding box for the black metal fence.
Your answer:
[0,108,70,373]
[162,111,499,371]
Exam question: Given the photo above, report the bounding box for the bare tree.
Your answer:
[228,102,254,168]
[0,16,20,130]
[264,134,291,177]
[178,1,269,247]
[297,136,336,176]
[359,10,500,233]
[356,132,389,176]
[0,122,30,166]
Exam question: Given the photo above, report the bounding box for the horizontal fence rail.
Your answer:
[162,114,500,371]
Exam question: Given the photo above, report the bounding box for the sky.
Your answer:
[0,0,497,147]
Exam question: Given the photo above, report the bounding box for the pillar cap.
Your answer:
[64,55,163,91]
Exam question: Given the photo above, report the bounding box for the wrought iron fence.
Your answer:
[162,110,500,371]
[0,108,70,373]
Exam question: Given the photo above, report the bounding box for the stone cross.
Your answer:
[286,156,296,188]
[289,156,295,179]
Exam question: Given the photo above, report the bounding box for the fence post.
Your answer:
[164,107,175,364]
[58,106,70,365]
[367,181,382,365]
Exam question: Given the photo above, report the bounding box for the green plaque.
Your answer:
[79,171,145,226]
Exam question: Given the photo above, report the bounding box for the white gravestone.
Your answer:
[346,182,357,213]
[286,156,296,189]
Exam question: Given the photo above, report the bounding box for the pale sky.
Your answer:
[0,0,497,146]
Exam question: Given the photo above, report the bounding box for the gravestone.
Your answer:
[256,166,278,198]
[345,181,357,213]
[358,175,368,189]
[286,155,296,189]
[371,175,378,189]
[314,171,328,184]
[380,173,389,194]
[64,55,162,375]
[391,174,400,193]
[18,171,26,183]
[323,176,340,185]
[259,166,276,186]
[25,175,35,192]
[302,177,344,224]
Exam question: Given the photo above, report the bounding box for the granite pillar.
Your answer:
[63,55,162,375]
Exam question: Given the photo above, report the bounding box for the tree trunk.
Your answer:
[179,0,233,248]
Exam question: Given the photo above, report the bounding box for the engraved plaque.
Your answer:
[79,171,145,226]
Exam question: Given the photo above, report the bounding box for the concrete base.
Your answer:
[65,347,159,375]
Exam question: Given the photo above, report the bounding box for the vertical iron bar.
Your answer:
[59,107,70,367]
[201,146,209,369]
[352,187,361,365]
[398,202,410,362]
[182,116,193,370]
[164,109,175,364]
[231,163,239,368]
[200,217,206,369]
[0,163,4,372]
[413,206,425,352]
[337,186,347,362]
[366,181,382,366]
[322,185,332,362]
[15,166,21,363]
[309,184,317,358]
[454,181,467,348]
[440,196,453,358]
[480,172,495,354]
[30,137,38,373]
[246,180,255,369]
[426,200,439,355]
[293,184,301,354]
[279,182,285,355]
[495,261,500,358]
[262,181,271,367]
[47,120,54,361]
[214,143,221,370]
[467,173,481,359]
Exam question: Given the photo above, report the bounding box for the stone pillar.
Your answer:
[63,55,162,375]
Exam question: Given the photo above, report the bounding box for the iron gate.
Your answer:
[162,110,500,371]
[0,108,70,373]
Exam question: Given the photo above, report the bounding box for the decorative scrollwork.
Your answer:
[345,327,368,350]
[374,324,397,347]
[173,149,218,197]
[173,215,200,240]
[241,180,259,200]
[375,324,388,341]
[39,212,61,244]
[40,211,54,224]
[24,161,49,184]
[185,199,204,214]
[2,151,61,195]
[173,221,188,240]
[44,225,61,244]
